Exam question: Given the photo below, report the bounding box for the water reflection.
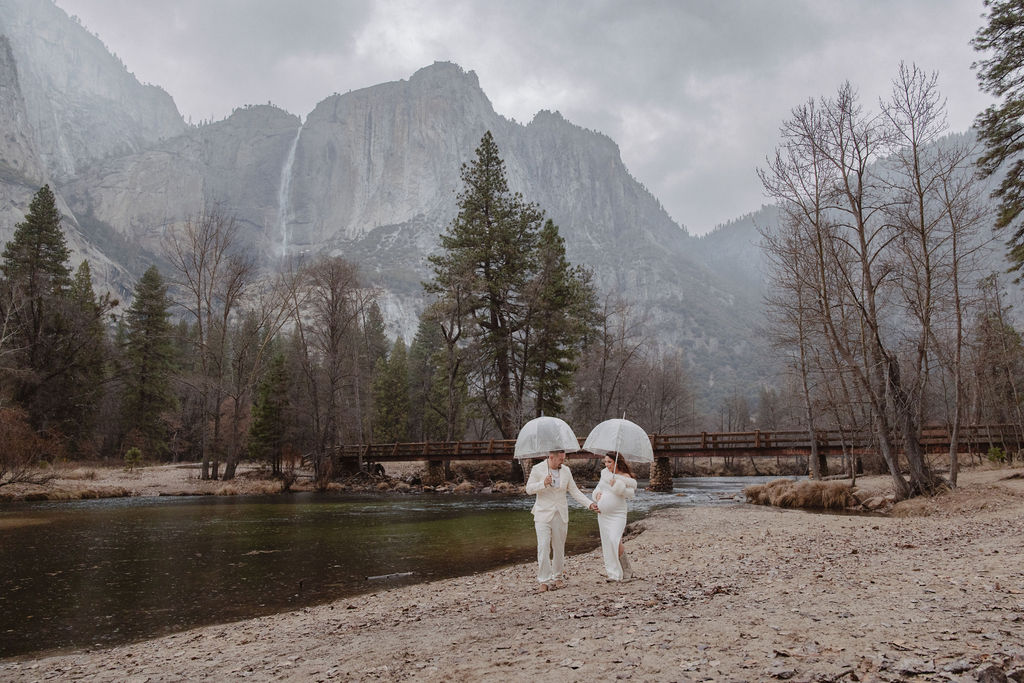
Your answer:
[0,476,766,658]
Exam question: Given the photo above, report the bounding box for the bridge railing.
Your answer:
[326,423,1021,462]
[335,439,519,461]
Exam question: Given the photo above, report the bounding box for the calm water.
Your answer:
[0,476,765,658]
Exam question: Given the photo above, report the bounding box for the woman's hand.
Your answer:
[594,491,602,502]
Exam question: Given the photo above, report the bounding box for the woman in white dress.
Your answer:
[593,453,638,581]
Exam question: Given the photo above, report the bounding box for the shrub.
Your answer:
[0,408,65,487]
[123,447,143,472]
[744,478,854,510]
[987,446,1007,463]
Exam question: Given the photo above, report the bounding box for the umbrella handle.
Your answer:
[613,422,622,478]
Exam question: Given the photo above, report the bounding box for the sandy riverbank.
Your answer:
[0,460,490,501]
[2,466,1024,681]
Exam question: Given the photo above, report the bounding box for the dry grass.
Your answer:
[58,468,99,481]
[492,481,518,494]
[215,480,284,496]
[0,486,133,502]
[744,478,855,510]
[891,481,1024,518]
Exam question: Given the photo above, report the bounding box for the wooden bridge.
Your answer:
[332,423,1020,464]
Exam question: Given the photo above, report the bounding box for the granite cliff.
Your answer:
[0,3,769,403]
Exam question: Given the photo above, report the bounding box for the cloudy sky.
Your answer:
[56,0,994,236]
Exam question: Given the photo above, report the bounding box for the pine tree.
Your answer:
[427,131,543,437]
[362,301,389,370]
[249,352,290,475]
[121,266,177,456]
[372,338,410,443]
[522,219,599,416]
[64,261,111,450]
[974,0,1024,272]
[359,300,389,442]
[1,185,71,294]
[0,186,113,444]
[426,134,598,434]
[1,185,72,374]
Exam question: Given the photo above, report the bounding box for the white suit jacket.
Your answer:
[525,460,594,523]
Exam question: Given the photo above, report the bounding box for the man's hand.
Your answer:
[589,502,599,512]
[544,473,552,487]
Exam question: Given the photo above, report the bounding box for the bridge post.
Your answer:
[426,459,446,486]
[648,456,673,492]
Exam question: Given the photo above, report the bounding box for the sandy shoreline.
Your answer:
[0,461,519,502]
[2,467,1024,681]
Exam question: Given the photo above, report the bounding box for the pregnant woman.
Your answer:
[593,453,638,581]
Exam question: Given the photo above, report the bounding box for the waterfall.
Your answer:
[277,124,302,257]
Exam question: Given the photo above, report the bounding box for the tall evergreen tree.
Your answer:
[249,352,291,475]
[407,310,466,441]
[0,186,113,445]
[407,312,441,440]
[427,131,543,437]
[64,261,111,450]
[974,0,1024,272]
[362,301,389,370]
[358,300,389,442]
[521,219,599,416]
[426,133,598,435]
[372,338,410,443]
[1,185,70,294]
[121,266,177,456]
[1,184,71,384]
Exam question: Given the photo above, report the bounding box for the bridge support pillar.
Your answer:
[648,456,673,492]
[516,458,532,484]
[426,459,446,486]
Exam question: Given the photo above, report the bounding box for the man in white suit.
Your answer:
[525,450,598,590]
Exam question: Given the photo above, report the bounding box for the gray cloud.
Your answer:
[57,0,993,234]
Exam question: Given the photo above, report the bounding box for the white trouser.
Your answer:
[535,516,568,583]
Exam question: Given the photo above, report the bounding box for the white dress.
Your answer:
[594,468,637,580]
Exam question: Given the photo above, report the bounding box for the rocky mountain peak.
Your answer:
[0,0,185,179]
[220,104,301,129]
[408,61,481,92]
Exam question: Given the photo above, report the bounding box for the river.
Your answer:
[0,476,768,658]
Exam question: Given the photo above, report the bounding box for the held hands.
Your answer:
[589,502,600,513]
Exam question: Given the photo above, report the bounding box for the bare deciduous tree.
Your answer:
[283,255,374,485]
[759,67,985,499]
[163,209,254,480]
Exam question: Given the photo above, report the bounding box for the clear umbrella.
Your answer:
[583,418,653,465]
[513,416,580,459]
